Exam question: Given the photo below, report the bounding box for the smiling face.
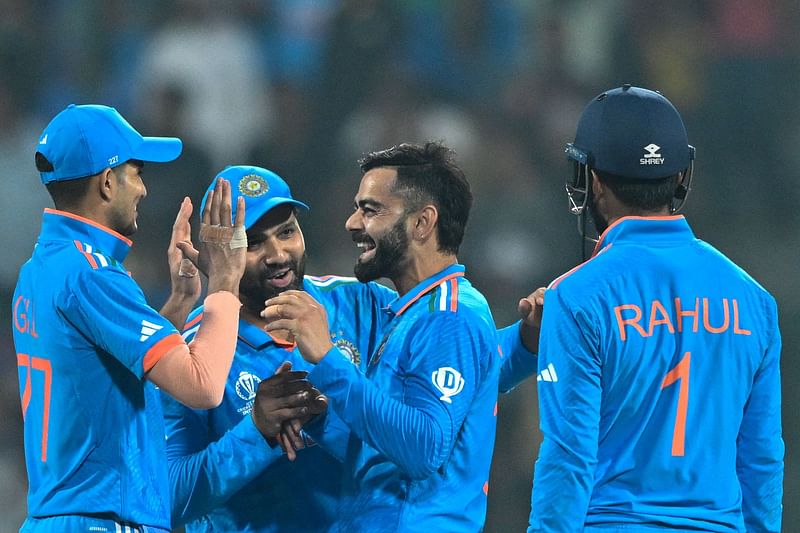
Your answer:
[239,204,307,313]
[344,167,410,283]
[107,160,147,236]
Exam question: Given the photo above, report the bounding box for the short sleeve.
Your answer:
[63,268,183,379]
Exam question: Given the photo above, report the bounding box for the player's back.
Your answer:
[555,217,782,530]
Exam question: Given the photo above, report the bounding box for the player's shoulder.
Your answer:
[547,243,621,296]
[694,239,777,306]
[304,275,396,304]
[67,239,127,274]
[420,276,494,328]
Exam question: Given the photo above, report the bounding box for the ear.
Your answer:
[97,168,117,202]
[590,169,604,198]
[411,204,438,243]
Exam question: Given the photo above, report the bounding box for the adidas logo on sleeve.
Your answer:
[139,320,163,342]
[537,363,558,383]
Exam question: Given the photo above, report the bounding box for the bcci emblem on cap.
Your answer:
[239,174,270,198]
[432,367,465,403]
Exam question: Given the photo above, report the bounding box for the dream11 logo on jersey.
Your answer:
[432,367,465,403]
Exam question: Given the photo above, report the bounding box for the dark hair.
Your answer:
[39,152,132,209]
[359,141,472,255]
[38,152,93,209]
[594,170,679,211]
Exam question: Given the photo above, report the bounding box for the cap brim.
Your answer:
[244,198,309,229]
[132,136,183,163]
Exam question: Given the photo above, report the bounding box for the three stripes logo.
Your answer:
[139,320,163,342]
[537,362,558,383]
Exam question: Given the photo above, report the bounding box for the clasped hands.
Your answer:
[253,291,336,460]
[251,362,328,461]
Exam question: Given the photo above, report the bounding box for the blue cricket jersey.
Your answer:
[162,275,395,532]
[306,264,501,532]
[530,216,783,532]
[12,209,186,529]
[498,322,538,393]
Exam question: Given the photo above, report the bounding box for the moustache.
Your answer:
[262,261,297,279]
[351,232,374,245]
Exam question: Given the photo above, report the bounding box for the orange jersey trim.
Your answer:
[73,240,99,269]
[550,244,614,290]
[143,333,185,373]
[591,214,684,256]
[448,278,459,312]
[265,331,297,351]
[395,271,465,316]
[45,208,133,247]
[183,313,204,332]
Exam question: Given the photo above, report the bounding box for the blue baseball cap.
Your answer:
[567,85,694,179]
[201,166,309,230]
[36,104,183,184]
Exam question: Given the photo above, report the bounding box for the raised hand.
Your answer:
[260,291,334,364]
[518,287,546,354]
[159,197,202,328]
[193,178,247,296]
[169,197,201,295]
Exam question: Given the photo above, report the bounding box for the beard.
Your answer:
[108,205,138,237]
[352,217,409,283]
[589,197,608,235]
[240,252,307,313]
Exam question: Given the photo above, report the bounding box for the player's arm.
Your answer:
[301,407,352,462]
[311,313,484,479]
[261,290,488,478]
[528,288,601,532]
[163,395,282,526]
[160,197,202,329]
[498,287,545,393]
[737,298,784,532]
[148,178,249,408]
[164,360,317,525]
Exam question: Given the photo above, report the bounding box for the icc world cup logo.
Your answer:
[431,367,465,403]
[235,371,261,401]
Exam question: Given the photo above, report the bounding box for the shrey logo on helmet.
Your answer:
[640,144,664,165]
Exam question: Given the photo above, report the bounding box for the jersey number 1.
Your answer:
[660,351,690,457]
[17,354,52,462]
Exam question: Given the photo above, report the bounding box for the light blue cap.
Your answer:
[36,104,183,184]
[201,166,309,230]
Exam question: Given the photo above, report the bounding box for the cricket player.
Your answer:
[162,165,395,532]
[13,104,250,532]
[529,85,783,532]
[263,142,501,532]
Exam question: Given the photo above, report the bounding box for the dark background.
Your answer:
[1,1,797,530]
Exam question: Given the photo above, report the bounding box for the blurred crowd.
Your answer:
[1,0,798,530]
